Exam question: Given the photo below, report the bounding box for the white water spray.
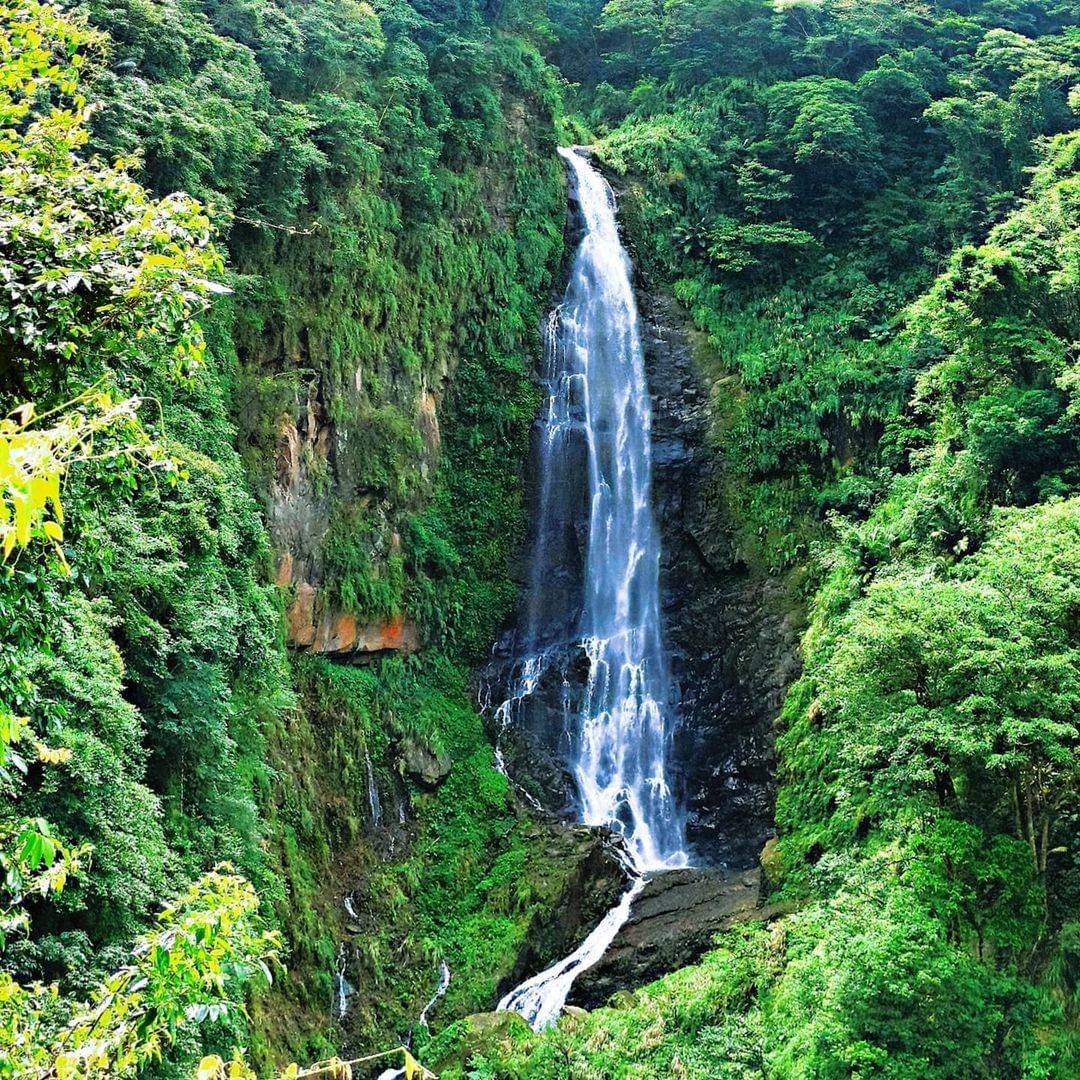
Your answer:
[364,748,382,827]
[494,147,687,1028]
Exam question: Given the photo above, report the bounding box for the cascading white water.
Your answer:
[334,942,354,1021]
[567,145,686,870]
[496,875,645,1028]
[364,748,383,827]
[497,147,686,871]
[493,147,687,1028]
[418,959,451,1029]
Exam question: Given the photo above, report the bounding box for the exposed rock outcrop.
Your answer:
[494,826,631,998]
[399,736,452,788]
[569,866,767,1008]
[637,285,801,867]
[268,375,420,659]
[285,586,418,660]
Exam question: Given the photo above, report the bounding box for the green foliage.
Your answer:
[1,867,279,1079]
[0,7,224,395]
[257,654,609,1065]
[13,0,1080,1074]
[560,0,1079,566]
[409,344,544,662]
[429,2,1080,1077]
[0,4,288,1073]
[84,0,567,653]
[0,0,569,1065]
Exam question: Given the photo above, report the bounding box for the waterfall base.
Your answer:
[570,866,767,1008]
[497,875,646,1029]
[496,865,773,1029]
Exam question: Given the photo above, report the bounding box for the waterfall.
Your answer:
[564,146,686,869]
[494,147,687,872]
[334,942,354,1021]
[493,147,687,1029]
[486,652,552,812]
[364,748,382,827]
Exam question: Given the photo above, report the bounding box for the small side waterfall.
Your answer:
[493,147,688,1028]
[364,748,383,827]
[418,959,451,1029]
[334,943,354,1021]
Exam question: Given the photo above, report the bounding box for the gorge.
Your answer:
[2,0,1079,1077]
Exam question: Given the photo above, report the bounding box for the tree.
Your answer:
[0,7,279,1076]
[819,501,1080,878]
[596,0,662,82]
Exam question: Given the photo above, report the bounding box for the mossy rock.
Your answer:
[760,835,783,890]
[427,1012,532,1074]
[400,735,452,787]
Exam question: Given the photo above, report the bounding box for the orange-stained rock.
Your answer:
[286,581,318,648]
[313,611,358,654]
[285,584,418,658]
[353,612,418,655]
[276,550,294,587]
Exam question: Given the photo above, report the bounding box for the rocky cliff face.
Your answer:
[638,285,801,868]
[269,373,421,660]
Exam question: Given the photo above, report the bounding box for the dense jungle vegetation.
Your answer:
[441,0,1080,1075]
[1,0,1079,1077]
[1,0,572,1072]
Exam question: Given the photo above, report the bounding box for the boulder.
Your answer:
[429,1011,531,1075]
[569,866,763,1009]
[399,736,452,788]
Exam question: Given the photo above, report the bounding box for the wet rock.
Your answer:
[496,825,631,998]
[569,866,763,1008]
[636,284,800,867]
[481,642,590,819]
[399,736,452,788]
